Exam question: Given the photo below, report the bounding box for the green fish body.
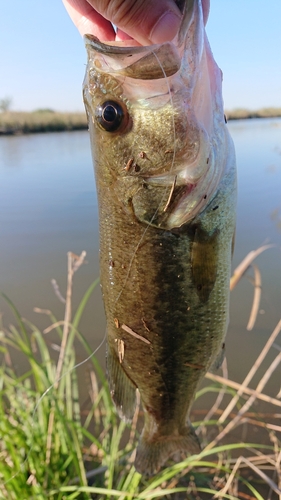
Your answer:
[83,0,236,475]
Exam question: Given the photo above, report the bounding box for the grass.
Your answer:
[225,108,281,121]
[0,110,88,135]
[0,108,281,135]
[0,250,281,499]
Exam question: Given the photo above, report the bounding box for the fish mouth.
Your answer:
[84,0,201,81]
[84,35,183,81]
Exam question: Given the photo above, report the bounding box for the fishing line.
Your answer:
[4,331,106,486]
[114,48,178,306]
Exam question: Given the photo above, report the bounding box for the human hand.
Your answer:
[62,0,210,45]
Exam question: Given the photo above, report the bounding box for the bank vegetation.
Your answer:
[0,108,281,135]
[0,110,88,135]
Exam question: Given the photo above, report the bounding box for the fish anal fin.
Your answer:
[134,422,201,476]
[107,344,137,422]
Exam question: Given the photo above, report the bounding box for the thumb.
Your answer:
[92,0,182,45]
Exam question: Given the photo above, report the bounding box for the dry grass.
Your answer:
[192,243,281,498]
[226,108,281,121]
[0,110,88,135]
[0,108,280,135]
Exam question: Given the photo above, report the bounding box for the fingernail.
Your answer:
[150,11,181,44]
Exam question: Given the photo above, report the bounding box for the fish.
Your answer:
[83,0,236,476]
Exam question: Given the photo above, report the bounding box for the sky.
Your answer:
[0,0,280,112]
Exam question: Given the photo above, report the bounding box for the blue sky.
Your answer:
[0,1,280,112]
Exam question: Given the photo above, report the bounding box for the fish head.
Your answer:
[83,0,234,229]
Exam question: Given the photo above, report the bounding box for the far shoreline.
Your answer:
[0,108,280,136]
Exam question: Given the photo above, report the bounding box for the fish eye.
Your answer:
[96,99,128,132]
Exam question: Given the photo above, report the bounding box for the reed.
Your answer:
[0,110,87,135]
[225,108,281,121]
[0,250,280,499]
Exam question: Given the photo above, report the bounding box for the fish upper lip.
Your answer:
[84,34,170,56]
[84,33,151,56]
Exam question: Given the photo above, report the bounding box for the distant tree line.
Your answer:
[0,97,12,112]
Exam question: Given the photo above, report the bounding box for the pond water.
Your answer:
[0,119,281,397]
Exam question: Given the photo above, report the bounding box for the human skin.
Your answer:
[62,0,210,45]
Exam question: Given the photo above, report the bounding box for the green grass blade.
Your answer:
[72,278,99,332]
[1,293,30,345]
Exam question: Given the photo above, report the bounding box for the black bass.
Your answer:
[83,0,236,475]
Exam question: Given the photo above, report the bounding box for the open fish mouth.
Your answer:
[84,34,182,80]
[83,0,198,83]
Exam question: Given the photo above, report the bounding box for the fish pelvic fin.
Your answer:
[107,344,137,422]
[134,423,201,476]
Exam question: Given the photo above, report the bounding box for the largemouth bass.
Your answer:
[83,0,236,475]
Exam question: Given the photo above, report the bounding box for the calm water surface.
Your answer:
[0,119,281,392]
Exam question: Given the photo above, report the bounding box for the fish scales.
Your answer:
[83,0,236,475]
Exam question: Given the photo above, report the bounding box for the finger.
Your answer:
[115,28,133,42]
[79,0,182,45]
[63,0,210,43]
[62,0,116,40]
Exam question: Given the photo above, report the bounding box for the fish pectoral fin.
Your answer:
[209,342,226,373]
[191,225,219,302]
[107,344,137,422]
[134,422,201,476]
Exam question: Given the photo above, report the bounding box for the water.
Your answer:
[226,119,281,403]
[0,120,281,390]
